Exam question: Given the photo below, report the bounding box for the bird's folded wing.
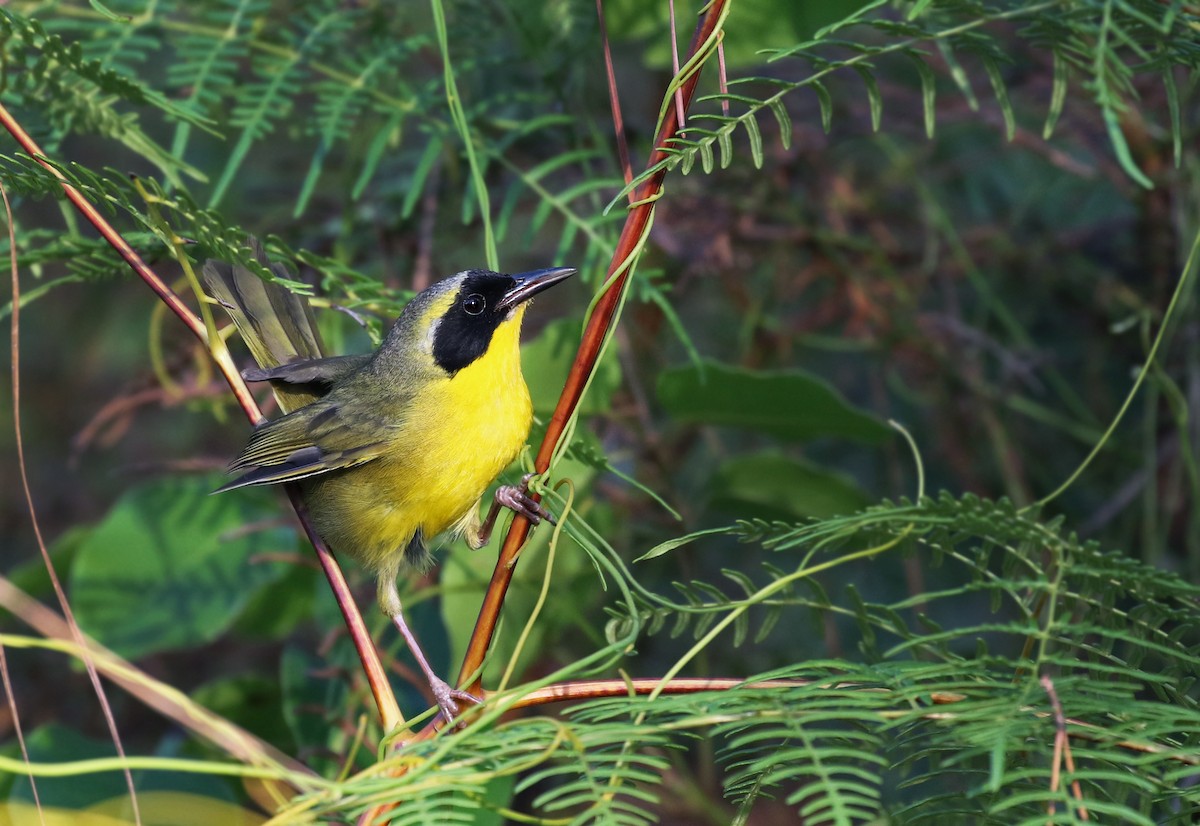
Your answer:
[242,354,372,393]
[215,400,397,492]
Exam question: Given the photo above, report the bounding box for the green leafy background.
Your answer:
[0,0,1197,823]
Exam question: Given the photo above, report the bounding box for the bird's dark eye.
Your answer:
[463,293,486,315]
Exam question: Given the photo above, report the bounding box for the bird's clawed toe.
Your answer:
[430,678,483,727]
[494,475,555,526]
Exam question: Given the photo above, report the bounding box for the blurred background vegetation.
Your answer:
[0,0,1198,823]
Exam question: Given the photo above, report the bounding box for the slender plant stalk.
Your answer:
[0,576,312,782]
[0,101,404,735]
[498,676,1199,767]
[596,0,633,189]
[456,0,729,697]
[4,151,141,826]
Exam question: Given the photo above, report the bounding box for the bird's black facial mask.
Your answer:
[432,267,575,376]
[431,270,512,375]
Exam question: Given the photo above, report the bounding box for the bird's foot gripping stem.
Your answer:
[428,677,483,727]
[496,473,556,525]
[475,473,556,547]
[387,604,482,727]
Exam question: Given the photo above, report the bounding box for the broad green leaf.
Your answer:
[656,359,891,444]
[231,562,318,641]
[5,793,263,826]
[474,775,518,826]
[603,0,804,68]
[604,0,872,67]
[710,452,870,520]
[6,724,235,809]
[441,458,600,683]
[69,477,293,659]
[8,525,88,601]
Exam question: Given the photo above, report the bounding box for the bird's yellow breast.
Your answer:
[302,310,532,574]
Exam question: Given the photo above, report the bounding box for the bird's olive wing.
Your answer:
[215,399,400,492]
[242,354,372,396]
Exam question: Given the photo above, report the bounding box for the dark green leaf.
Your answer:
[710,452,871,520]
[657,359,891,444]
[6,724,128,808]
[69,477,293,659]
[280,644,350,774]
[192,675,294,752]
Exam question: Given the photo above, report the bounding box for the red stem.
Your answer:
[457,0,727,696]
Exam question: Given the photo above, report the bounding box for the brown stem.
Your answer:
[1041,674,1090,821]
[501,677,1200,770]
[509,678,810,706]
[288,493,401,732]
[456,0,727,696]
[596,0,633,189]
[0,102,403,734]
[416,673,1200,771]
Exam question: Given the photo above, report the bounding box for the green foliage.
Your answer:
[268,493,1200,824]
[68,476,293,659]
[0,8,209,183]
[1,0,1198,823]
[4,724,132,807]
[710,452,871,520]
[522,317,622,416]
[657,359,893,444]
[613,0,1200,201]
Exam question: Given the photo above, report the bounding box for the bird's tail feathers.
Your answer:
[203,239,325,367]
[203,239,326,411]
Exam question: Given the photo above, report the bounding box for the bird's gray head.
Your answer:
[382,266,575,376]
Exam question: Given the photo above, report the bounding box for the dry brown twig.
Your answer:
[1041,674,1090,822]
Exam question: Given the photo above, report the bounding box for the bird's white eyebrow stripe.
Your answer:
[421,316,440,355]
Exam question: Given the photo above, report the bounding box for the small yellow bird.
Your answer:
[203,243,574,720]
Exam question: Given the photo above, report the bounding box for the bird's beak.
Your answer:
[497,266,576,312]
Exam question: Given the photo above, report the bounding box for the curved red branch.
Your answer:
[457,0,728,696]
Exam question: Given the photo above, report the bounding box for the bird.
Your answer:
[202,242,574,723]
